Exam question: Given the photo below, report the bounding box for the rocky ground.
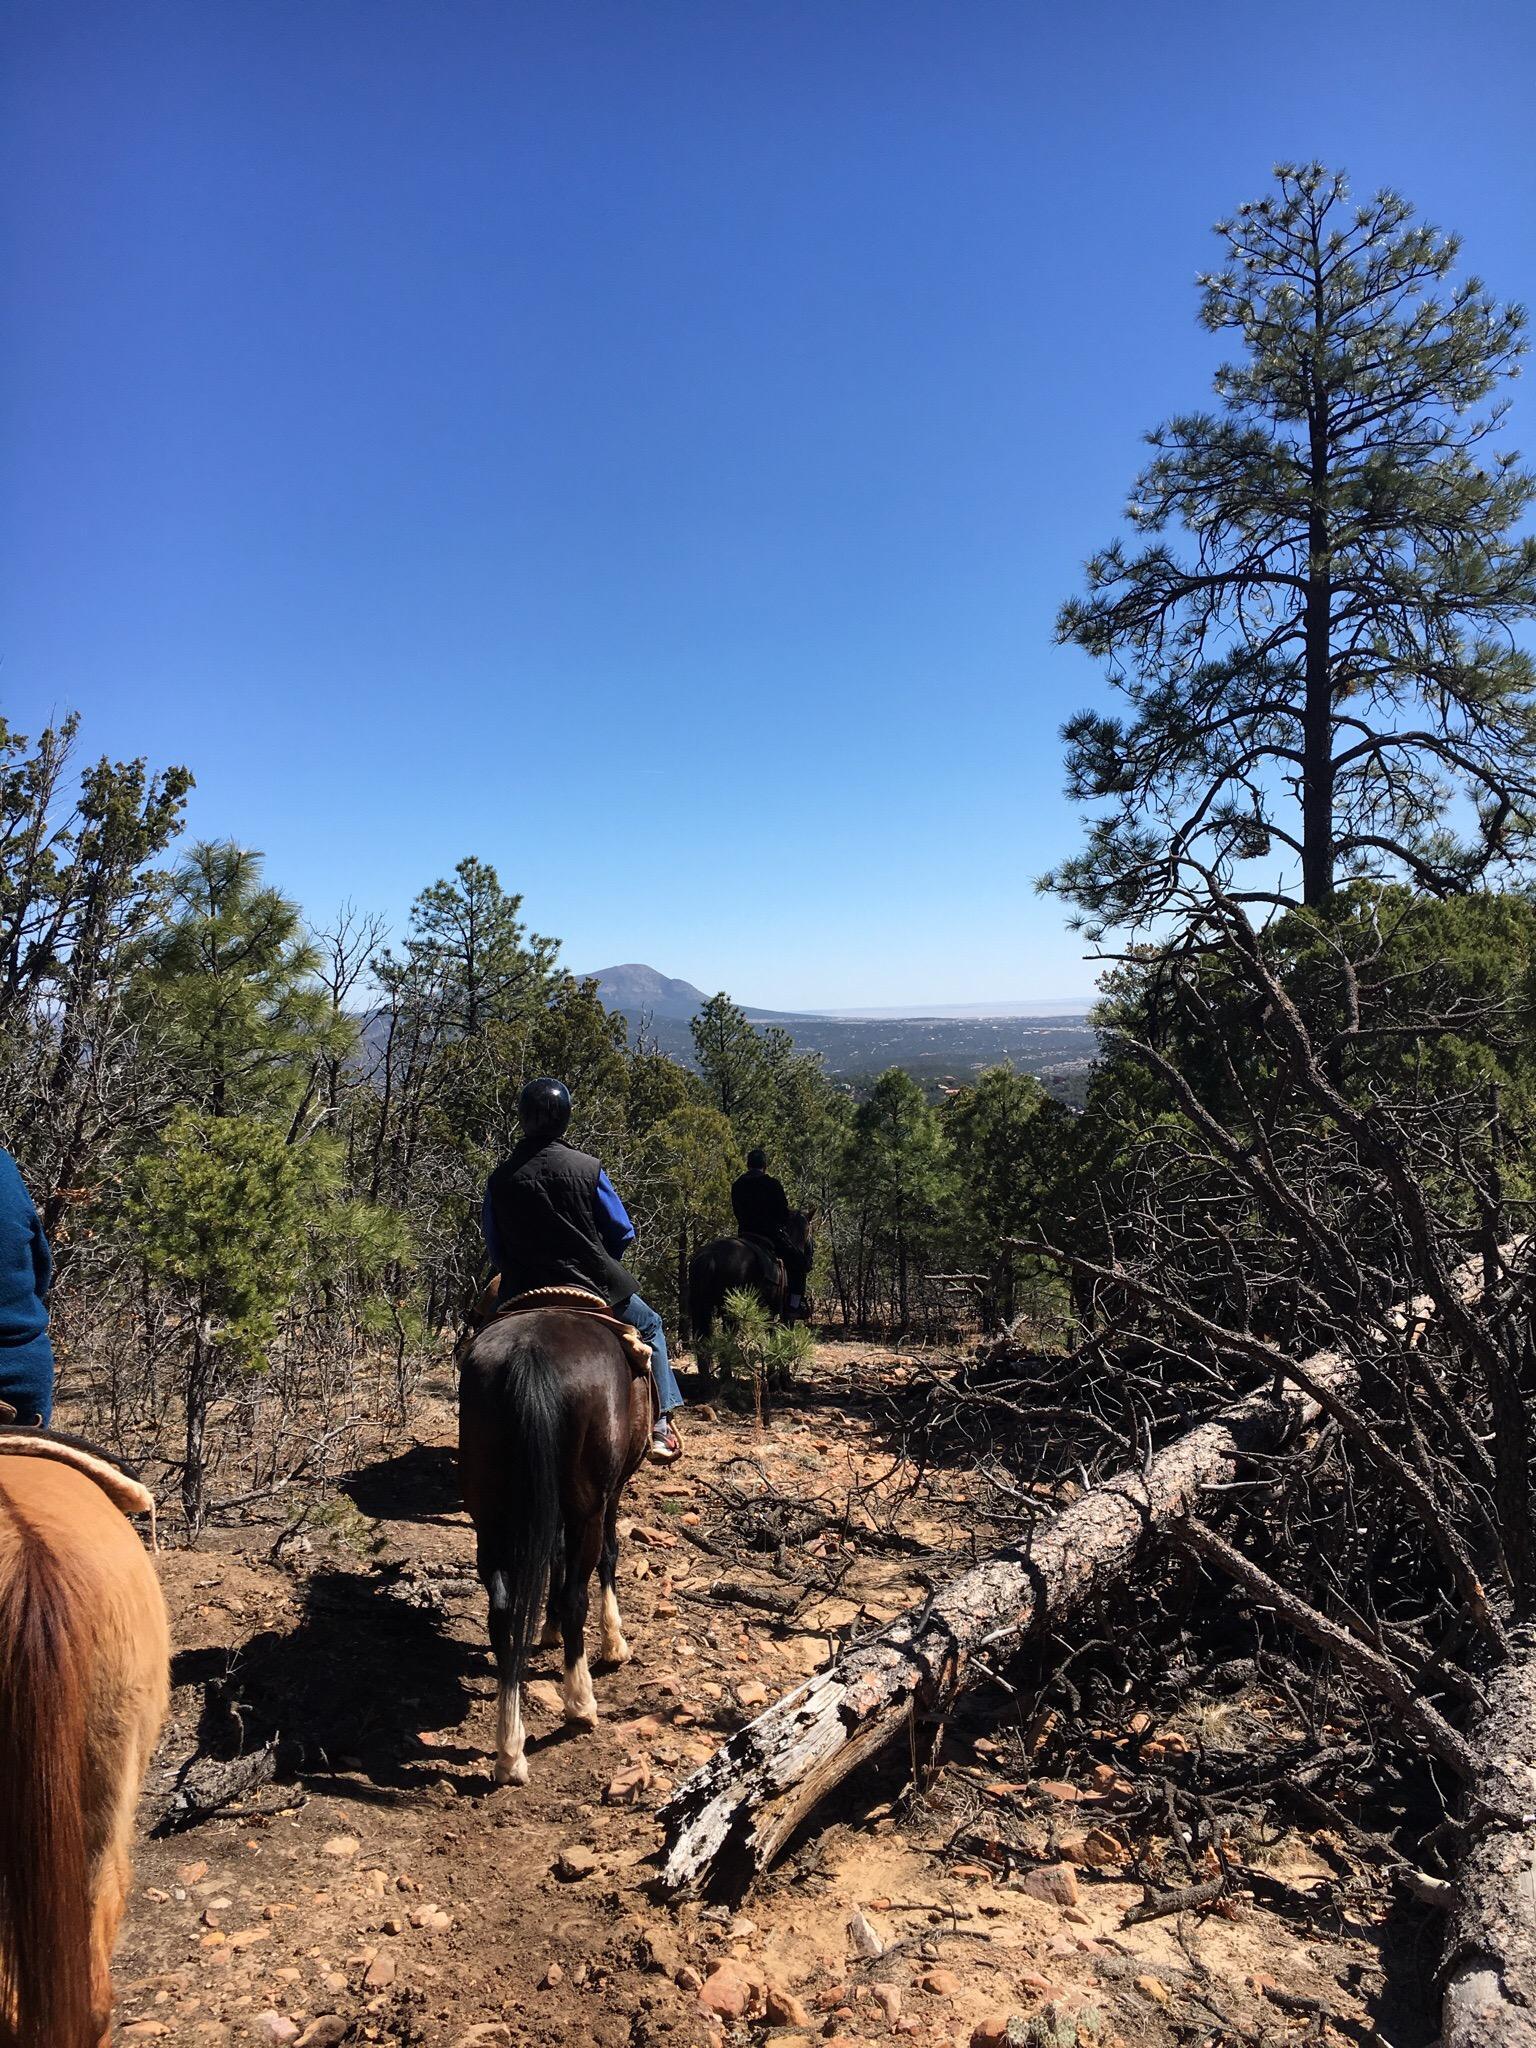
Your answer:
[99,1343,1423,2048]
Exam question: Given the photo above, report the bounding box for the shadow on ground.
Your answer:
[342,1441,463,1524]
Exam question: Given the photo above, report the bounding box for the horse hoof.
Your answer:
[602,1637,632,1668]
[538,1621,563,1650]
[493,1754,529,1786]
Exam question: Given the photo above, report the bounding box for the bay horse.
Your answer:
[0,1454,168,2048]
[688,1209,816,1349]
[458,1306,651,1786]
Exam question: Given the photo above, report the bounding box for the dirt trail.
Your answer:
[104,1344,1414,2048]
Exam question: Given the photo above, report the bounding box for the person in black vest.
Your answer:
[481,1077,683,1463]
[731,1147,806,1319]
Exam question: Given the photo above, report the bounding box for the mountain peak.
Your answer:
[581,963,710,1021]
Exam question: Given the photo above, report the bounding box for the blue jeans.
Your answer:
[616,1295,682,1417]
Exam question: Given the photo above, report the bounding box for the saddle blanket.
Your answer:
[0,1424,156,1520]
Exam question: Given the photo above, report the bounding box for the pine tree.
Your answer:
[691,993,770,1130]
[1049,163,1536,933]
[844,1069,953,1329]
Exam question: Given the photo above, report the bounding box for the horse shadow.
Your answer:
[340,1442,462,1525]
[166,1564,489,1810]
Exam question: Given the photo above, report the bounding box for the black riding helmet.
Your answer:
[746,1147,768,1170]
[518,1076,572,1141]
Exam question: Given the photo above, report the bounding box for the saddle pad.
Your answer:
[493,1287,653,1373]
[0,1430,156,1519]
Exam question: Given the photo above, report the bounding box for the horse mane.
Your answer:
[0,1477,96,2048]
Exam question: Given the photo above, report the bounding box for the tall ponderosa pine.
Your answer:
[1049,164,1536,931]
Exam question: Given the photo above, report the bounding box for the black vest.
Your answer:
[731,1169,790,1241]
[486,1139,638,1309]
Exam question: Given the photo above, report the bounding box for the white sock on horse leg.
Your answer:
[600,1584,631,1665]
[562,1652,598,1727]
[494,1683,528,1785]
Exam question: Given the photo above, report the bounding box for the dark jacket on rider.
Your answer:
[731,1167,791,1243]
[483,1138,639,1309]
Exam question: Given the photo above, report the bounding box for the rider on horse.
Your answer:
[731,1147,806,1320]
[481,1077,685,1463]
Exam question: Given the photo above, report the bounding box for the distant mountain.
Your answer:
[579,962,1097,1099]
[582,963,710,1021]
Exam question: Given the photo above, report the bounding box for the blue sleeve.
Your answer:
[593,1170,636,1253]
[31,1207,51,1302]
[481,1185,501,1269]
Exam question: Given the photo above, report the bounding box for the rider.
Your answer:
[481,1077,684,1464]
[0,1146,54,1427]
[730,1147,805,1321]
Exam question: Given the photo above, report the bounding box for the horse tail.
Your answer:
[0,1481,96,2048]
[478,1336,566,1696]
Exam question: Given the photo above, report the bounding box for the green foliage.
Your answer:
[842,1069,956,1327]
[945,1066,1075,1321]
[1050,163,1536,930]
[704,1286,815,1406]
[139,841,347,1122]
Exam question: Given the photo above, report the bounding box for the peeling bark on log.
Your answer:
[1442,1646,1536,2048]
[657,1352,1356,1896]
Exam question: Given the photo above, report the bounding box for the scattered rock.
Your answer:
[177,1860,209,1884]
[364,1951,397,1988]
[320,1836,360,1861]
[674,1963,703,1993]
[554,1844,599,1882]
[847,1909,885,1959]
[765,1984,811,2026]
[227,1927,272,1951]
[409,1905,453,1932]
[871,1984,903,2023]
[604,1761,652,1806]
[540,1962,564,1989]
[452,2029,514,2048]
[296,2023,349,2048]
[969,2017,1020,2048]
[697,1960,761,2020]
[921,1969,962,1997]
[248,2017,298,2047]
[1059,1829,1129,1870]
[1135,1974,1172,2006]
[640,1925,683,1977]
[527,1680,564,1714]
[1019,1863,1079,1908]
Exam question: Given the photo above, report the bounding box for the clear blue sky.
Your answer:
[5,1,1535,1008]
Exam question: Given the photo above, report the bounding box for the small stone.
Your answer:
[604,1761,652,1806]
[227,1927,272,1951]
[641,1926,683,1976]
[452,2030,514,2048]
[364,1951,397,1988]
[540,1962,564,1989]
[381,1915,405,1936]
[765,1984,811,2026]
[409,1905,453,1932]
[698,1960,760,2020]
[554,1844,598,1882]
[675,1963,703,1992]
[297,2024,350,2048]
[847,1909,884,1959]
[320,1836,360,1861]
[396,1874,418,1892]
[248,2017,298,2047]
[178,1860,210,1884]
[122,2028,170,2042]
[737,1681,768,1708]
[921,1970,962,1997]
[968,2019,1020,2048]
[1135,1974,1172,2006]
[872,1985,903,2022]
[1020,1863,1079,1908]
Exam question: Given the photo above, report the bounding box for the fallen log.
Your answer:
[657,1350,1356,1896]
[1441,1644,1536,2048]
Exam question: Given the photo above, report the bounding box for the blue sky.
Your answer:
[5,1,1535,1008]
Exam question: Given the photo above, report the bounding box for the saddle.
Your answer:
[0,1407,157,1523]
[491,1286,654,1374]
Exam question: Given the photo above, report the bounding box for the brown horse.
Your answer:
[0,1456,168,2048]
[458,1309,650,1786]
[688,1208,817,1348]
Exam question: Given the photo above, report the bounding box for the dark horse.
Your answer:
[688,1209,816,1348]
[458,1309,650,1786]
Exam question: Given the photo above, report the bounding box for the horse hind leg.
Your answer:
[558,1514,603,1729]
[485,1569,529,1786]
[598,1496,631,1667]
[539,1552,565,1650]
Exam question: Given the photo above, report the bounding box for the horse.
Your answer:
[0,1454,169,2048]
[458,1306,651,1787]
[688,1208,816,1349]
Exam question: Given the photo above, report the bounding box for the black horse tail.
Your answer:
[477,1337,565,1696]
[688,1250,715,1351]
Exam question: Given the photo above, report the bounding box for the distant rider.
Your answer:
[481,1077,684,1463]
[731,1147,805,1321]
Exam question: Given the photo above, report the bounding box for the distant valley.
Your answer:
[581,963,1098,1102]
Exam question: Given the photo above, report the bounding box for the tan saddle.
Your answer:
[0,1406,156,1523]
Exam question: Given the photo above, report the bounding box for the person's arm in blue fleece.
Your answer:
[481,1185,502,1270]
[593,1170,637,1254]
